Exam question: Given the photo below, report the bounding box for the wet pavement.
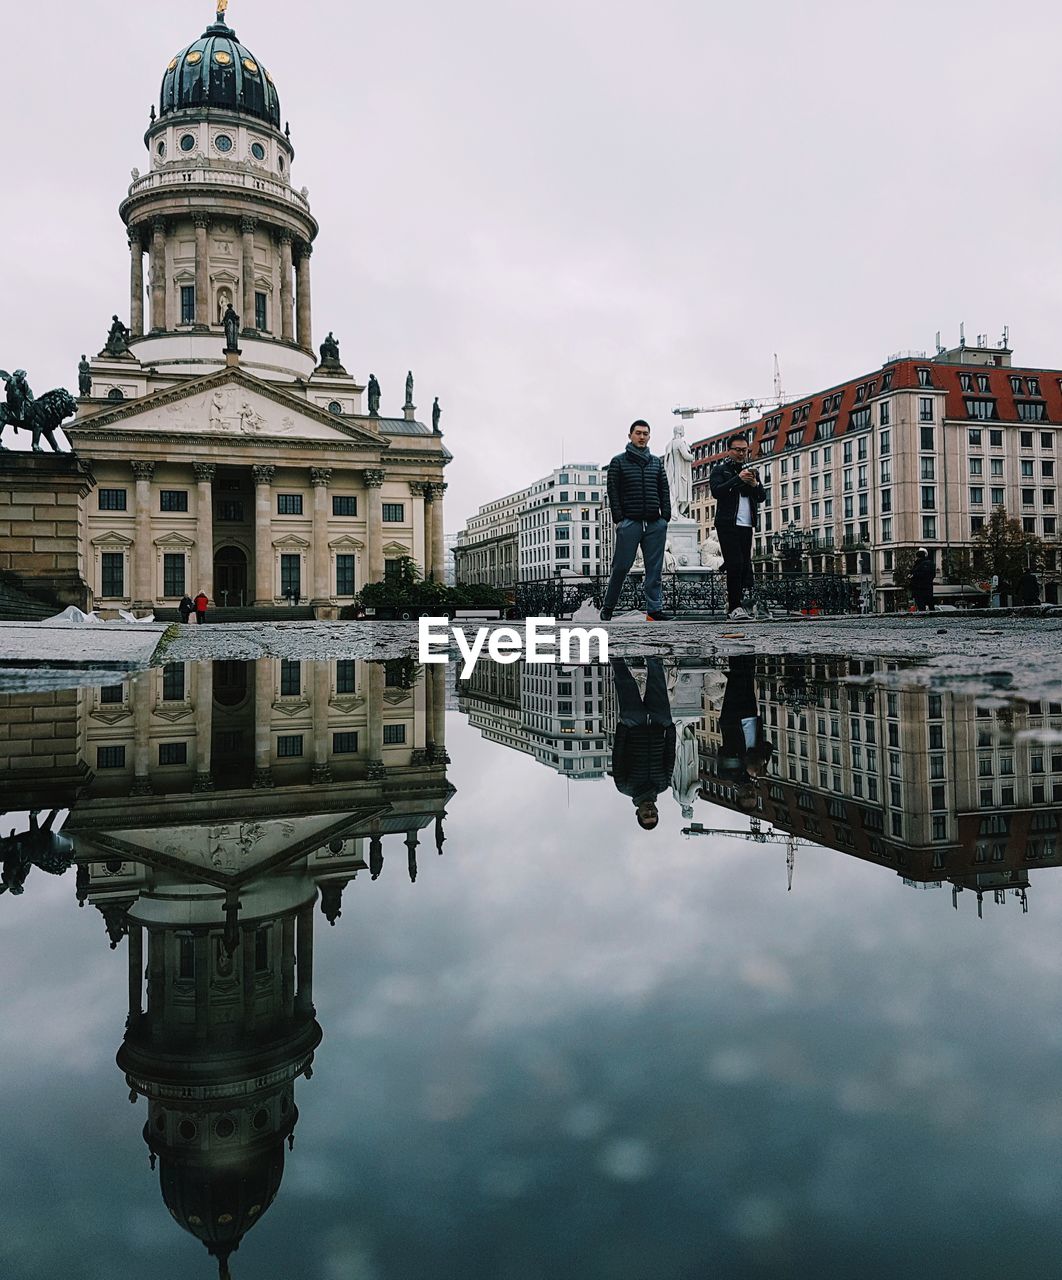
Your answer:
[2,650,1062,1279]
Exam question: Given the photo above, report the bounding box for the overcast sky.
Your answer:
[4,0,1062,529]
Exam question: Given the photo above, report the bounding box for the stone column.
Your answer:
[252,465,275,605]
[311,658,332,783]
[296,242,313,351]
[149,218,167,332]
[279,233,294,342]
[193,463,215,599]
[193,214,210,328]
[310,467,332,607]
[241,217,257,331]
[131,461,155,609]
[281,915,296,1016]
[241,926,256,1032]
[193,660,214,791]
[431,482,447,584]
[363,468,385,584]
[131,670,153,796]
[147,929,165,1035]
[253,657,273,788]
[366,661,385,778]
[127,923,144,1019]
[295,903,314,1017]
[194,932,210,1041]
[419,483,435,578]
[430,660,447,763]
[129,230,145,338]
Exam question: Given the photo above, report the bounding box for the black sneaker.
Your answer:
[600,607,614,621]
[645,611,672,621]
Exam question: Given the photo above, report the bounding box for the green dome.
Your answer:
[160,12,280,129]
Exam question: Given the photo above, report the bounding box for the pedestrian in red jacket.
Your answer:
[193,591,209,624]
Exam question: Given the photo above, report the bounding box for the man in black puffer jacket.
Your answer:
[610,657,676,830]
[601,420,672,621]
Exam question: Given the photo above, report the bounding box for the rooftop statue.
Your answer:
[367,374,381,416]
[222,304,241,352]
[78,355,92,397]
[404,369,414,408]
[319,331,340,365]
[432,396,442,434]
[0,368,76,452]
[103,314,131,357]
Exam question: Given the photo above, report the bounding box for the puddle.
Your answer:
[2,653,1062,1278]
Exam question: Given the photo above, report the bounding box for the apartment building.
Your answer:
[454,462,607,586]
[690,341,1061,609]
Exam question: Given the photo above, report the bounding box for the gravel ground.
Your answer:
[159,614,1062,702]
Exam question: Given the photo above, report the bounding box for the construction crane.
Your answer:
[673,355,791,425]
[682,816,815,891]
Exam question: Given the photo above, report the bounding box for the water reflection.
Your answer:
[0,658,452,1277]
[458,653,1062,915]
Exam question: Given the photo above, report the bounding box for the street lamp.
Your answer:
[772,522,813,575]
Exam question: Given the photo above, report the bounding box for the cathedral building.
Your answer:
[68,3,449,614]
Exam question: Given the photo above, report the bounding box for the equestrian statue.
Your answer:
[0,368,77,452]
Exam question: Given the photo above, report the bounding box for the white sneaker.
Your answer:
[728,607,751,620]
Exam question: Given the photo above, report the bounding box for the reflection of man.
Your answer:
[716,656,773,811]
[610,657,676,830]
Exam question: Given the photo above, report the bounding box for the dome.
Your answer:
[160,9,280,128]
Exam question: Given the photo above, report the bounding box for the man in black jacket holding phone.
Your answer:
[709,433,767,619]
[601,420,672,621]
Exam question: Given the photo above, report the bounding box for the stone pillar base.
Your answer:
[366,759,387,780]
[225,349,242,367]
[253,767,274,789]
[311,765,333,784]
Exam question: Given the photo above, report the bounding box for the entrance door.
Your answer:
[214,546,248,607]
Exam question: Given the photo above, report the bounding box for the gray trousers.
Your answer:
[603,517,668,613]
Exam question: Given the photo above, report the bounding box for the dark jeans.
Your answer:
[602,517,668,614]
[717,524,754,612]
[611,656,673,728]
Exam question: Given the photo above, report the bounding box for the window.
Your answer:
[163,553,185,597]
[162,663,185,701]
[332,495,357,516]
[990,429,1004,447]
[336,660,356,693]
[1044,461,1055,478]
[160,489,188,512]
[382,503,404,522]
[991,487,1005,506]
[917,368,932,387]
[1022,488,1035,507]
[217,500,243,522]
[383,723,406,745]
[336,554,356,595]
[1020,430,1035,447]
[922,516,937,539]
[1022,460,1034,479]
[101,552,124,597]
[921,486,936,510]
[98,488,127,511]
[879,428,890,455]
[920,426,935,450]
[881,517,892,542]
[969,457,983,476]
[970,487,984,506]
[991,458,1004,477]
[1043,432,1054,449]
[1045,489,1056,507]
[968,428,982,446]
[332,731,359,754]
[880,488,892,513]
[1018,403,1046,422]
[280,659,301,696]
[277,734,303,758]
[1045,517,1057,535]
[880,403,891,428]
[159,742,187,766]
[100,684,123,704]
[383,558,403,581]
[254,291,267,331]
[280,554,301,598]
[919,457,935,482]
[277,493,303,515]
[96,745,126,769]
[180,285,195,325]
[919,397,934,422]
[883,550,893,571]
[966,399,998,420]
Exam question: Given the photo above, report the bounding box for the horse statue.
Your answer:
[0,369,76,452]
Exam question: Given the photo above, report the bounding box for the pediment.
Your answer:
[90,708,132,726]
[329,694,365,713]
[329,535,365,550]
[154,704,194,723]
[67,366,386,450]
[91,531,134,547]
[271,699,309,717]
[153,532,195,548]
[273,534,310,549]
[382,541,409,556]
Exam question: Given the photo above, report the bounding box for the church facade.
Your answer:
[67,4,449,614]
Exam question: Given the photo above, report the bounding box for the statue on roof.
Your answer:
[0,369,75,452]
[432,396,442,434]
[404,370,414,409]
[104,315,130,357]
[319,331,340,366]
[367,374,381,416]
[222,304,241,352]
[78,355,92,397]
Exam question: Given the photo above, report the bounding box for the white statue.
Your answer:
[671,722,701,820]
[699,528,723,569]
[663,422,695,517]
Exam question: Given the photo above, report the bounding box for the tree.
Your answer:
[972,507,1044,593]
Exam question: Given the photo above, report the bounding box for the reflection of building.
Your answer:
[0,658,452,1274]
[453,463,607,586]
[696,656,1062,912]
[62,6,449,614]
[689,341,1060,608]
[458,662,613,779]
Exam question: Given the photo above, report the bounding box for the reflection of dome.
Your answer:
[158,1140,287,1278]
[160,15,280,128]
